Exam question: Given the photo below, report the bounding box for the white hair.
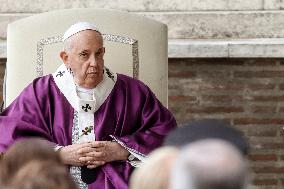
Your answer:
[170,139,250,189]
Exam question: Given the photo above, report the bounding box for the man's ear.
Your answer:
[60,51,69,66]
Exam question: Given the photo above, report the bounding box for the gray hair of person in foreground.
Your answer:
[130,146,179,189]
[170,139,250,189]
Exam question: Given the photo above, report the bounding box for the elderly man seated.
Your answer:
[0,22,176,189]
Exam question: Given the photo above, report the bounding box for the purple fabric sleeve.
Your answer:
[107,74,177,157]
[0,76,73,152]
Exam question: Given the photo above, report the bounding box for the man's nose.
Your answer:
[89,55,97,66]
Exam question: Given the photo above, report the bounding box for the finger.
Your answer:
[86,146,105,153]
[77,146,95,154]
[78,142,93,148]
[87,165,99,169]
[84,151,105,158]
[90,141,107,148]
[79,156,94,162]
[91,161,105,166]
[87,161,105,169]
[78,153,104,162]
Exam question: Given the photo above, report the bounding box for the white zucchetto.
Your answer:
[62,22,101,42]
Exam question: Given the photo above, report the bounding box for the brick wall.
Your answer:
[168,58,284,189]
[0,58,283,188]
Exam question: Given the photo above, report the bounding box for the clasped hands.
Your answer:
[58,141,129,169]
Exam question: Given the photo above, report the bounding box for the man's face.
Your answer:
[61,30,105,89]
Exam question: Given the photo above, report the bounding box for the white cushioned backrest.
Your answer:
[6,8,168,107]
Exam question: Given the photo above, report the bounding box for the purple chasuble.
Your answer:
[0,74,177,189]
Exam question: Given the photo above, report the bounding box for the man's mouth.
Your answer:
[87,70,98,74]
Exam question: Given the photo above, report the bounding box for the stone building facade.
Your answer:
[1,0,284,188]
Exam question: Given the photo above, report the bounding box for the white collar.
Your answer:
[52,64,117,113]
[76,86,93,94]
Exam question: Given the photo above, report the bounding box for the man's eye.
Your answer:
[95,51,103,58]
[80,53,88,58]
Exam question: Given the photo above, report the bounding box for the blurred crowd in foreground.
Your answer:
[0,119,251,189]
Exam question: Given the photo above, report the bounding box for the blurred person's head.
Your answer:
[0,158,4,189]
[170,139,250,189]
[10,160,78,189]
[0,138,62,186]
[164,119,249,155]
[130,147,179,189]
